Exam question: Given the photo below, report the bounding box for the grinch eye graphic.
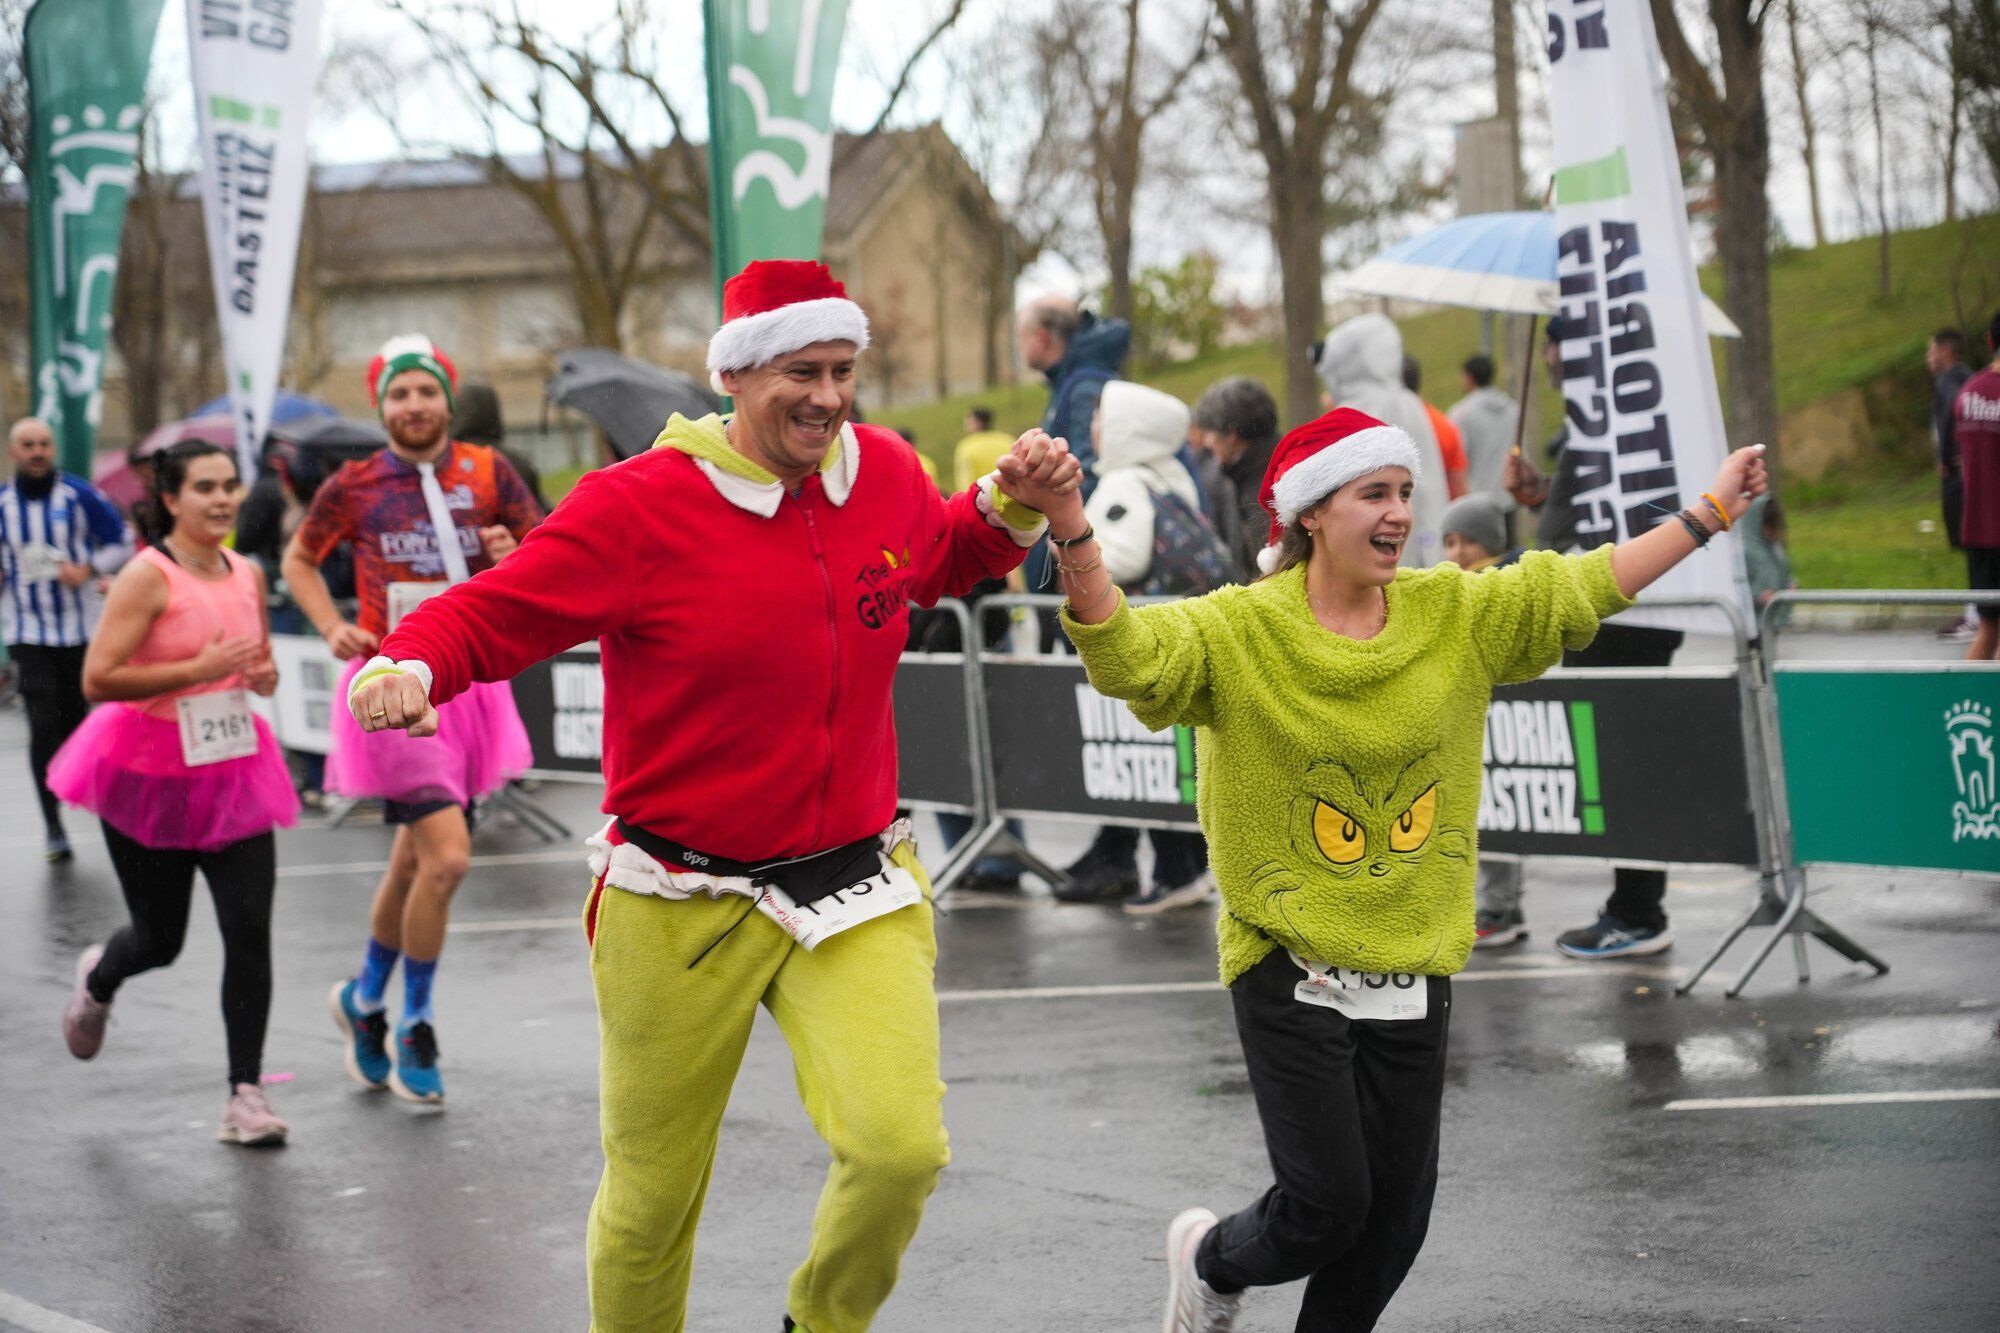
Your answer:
[1389,784,1438,852]
[1312,801,1367,865]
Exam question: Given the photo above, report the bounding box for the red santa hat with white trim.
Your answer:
[1255,407,1423,573]
[707,259,870,392]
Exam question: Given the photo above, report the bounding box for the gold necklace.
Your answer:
[1306,581,1387,638]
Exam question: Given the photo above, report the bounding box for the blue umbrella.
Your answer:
[1339,210,1740,338]
[192,389,341,425]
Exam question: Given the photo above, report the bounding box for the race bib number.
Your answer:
[756,858,924,950]
[14,541,63,584]
[1291,954,1428,1022]
[387,580,450,630]
[178,689,260,767]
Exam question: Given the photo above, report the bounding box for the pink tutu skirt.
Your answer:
[49,704,301,852]
[325,657,533,807]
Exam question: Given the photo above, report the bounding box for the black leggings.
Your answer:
[13,643,90,835]
[1198,949,1452,1333]
[88,825,277,1088]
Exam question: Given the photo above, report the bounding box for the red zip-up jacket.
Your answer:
[379,420,1039,861]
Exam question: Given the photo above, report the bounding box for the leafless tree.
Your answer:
[1035,0,1211,326]
[1210,0,1396,427]
[1649,0,1780,473]
[1782,0,1828,246]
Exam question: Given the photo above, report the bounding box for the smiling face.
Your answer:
[381,369,450,454]
[1307,466,1414,585]
[163,452,243,546]
[721,341,858,484]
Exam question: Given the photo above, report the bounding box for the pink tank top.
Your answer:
[128,546,264,720]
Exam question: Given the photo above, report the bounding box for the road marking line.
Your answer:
[449,917,578,935]
[1664,1089,2000,1112]
[0,1290,116,1333]
[933,965,1652,1003]
[279,848,581,879]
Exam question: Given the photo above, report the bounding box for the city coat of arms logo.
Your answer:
[1946,700,1998,842]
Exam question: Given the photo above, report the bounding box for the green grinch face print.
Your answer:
[1239,752,1472,967]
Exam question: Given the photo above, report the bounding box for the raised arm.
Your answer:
[1608,445,1768,598]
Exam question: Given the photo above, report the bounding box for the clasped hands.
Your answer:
[993,429,1088,532]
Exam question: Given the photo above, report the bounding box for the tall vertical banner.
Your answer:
[703,0,854,307]
[1544,0,1752,634]
[24,0,168,475]
[187,0,325,481]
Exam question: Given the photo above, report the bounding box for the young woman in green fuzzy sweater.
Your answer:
[1034,406,1766,1333]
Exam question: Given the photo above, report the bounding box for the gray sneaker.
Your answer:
[63,945,110,1060]
[219,1083,289,1146]
[1163,1207,1240,1333]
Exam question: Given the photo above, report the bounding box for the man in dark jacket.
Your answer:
[1931,329,1978,638]
[1018,297,1131,483]
[1505,316,1682,961]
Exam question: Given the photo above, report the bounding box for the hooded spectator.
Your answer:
[1315,313,1450,566]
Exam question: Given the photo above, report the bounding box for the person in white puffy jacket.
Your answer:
[1085,381,1207,587]
[1315,312,1450,567]
[1055,380,1215,915]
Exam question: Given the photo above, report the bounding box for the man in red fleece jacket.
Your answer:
[348,260,1084,1333]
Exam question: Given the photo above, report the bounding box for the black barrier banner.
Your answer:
[511,648,606,778]
[978,659,1759,864]
[982,660,1200,827]
[1475,671,1758,864]
[891,656,979,811]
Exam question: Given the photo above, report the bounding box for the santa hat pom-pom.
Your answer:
[1256,543,1283,575]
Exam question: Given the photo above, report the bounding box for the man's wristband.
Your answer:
[348,655,435,703]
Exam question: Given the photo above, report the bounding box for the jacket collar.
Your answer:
[651,413,858,517]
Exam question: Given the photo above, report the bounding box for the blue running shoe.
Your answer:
[1555,914,1672,960]
[391,1021,445,1105]
[328,978,391,1089]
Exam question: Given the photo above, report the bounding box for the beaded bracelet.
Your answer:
[1699,492,1733,531]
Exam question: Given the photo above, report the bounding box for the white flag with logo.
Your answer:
[1544,0,1752,636]
[187,0,325,480]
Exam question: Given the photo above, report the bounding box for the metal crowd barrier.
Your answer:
[1679,590,2000,995]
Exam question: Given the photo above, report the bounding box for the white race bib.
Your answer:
[387,580,449,630]
[1291,954,1429,1022]
[14,541,63,585]
[178,689,260,767]
[755,858,924,950]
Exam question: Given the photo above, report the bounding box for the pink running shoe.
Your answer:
[63,945,111,1060]
[219,1083,289,1146]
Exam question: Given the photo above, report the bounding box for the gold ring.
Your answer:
[369,710,388,721]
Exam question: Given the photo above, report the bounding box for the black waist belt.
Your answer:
[614,820,885,907]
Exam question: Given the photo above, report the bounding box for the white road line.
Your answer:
[279,848,581,879]
[0,1290,116,1333]
[933,965,1650,1003]
[1664,1089,2000,1112]
[449,917,578,935]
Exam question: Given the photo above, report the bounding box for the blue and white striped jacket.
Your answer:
[0,472,135,647]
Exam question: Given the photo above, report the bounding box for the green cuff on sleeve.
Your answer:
[989,489,1046,532]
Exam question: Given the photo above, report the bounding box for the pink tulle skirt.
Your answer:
[48,704,301,852]
[325,658,533,806]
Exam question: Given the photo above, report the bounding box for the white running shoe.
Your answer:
[219,1083,289,1146]
[1163,1207,1240,1333]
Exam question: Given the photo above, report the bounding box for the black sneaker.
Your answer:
[955,868,1023,894]
[1052,847,1140,904]
[1473,907,1528,948]
[1123,873,1215,916]
[1555,913,1671,959]
[45,832,73,863]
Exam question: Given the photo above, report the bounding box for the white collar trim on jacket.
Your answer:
[693,421,862,517]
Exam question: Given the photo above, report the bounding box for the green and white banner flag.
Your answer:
[1545,0,1752,634]
[24,0,168,473]
[703,0,853,302]
[188,0,325,480]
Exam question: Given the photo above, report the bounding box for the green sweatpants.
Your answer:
[583,860,948,1333]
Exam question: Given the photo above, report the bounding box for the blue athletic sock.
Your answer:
[355,938,399,1012]
[402,955,439,1027]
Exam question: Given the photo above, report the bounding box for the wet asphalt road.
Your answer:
[1,633,1996,1333]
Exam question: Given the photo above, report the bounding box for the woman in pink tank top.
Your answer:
[52,442,300,1146]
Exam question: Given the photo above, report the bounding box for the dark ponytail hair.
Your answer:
[138,441,238,546]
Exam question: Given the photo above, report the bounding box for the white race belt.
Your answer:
[755,857,925,950]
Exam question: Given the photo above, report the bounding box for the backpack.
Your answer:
[1136,481,1240,597]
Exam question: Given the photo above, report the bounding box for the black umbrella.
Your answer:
[263,415,387,491]
[546,349,722,461]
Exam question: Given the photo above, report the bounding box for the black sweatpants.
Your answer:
[13,643,90,836]
[88,825,277,1088]
[1563,622,1681,931]
[1197,948,1452,1333]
